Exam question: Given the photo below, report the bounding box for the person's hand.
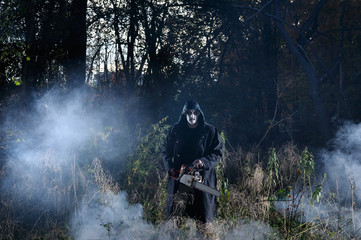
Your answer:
[192,159,204,169]
[168,168,176,176]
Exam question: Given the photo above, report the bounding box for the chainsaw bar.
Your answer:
[179,174,221,197]
[193,181,221,197]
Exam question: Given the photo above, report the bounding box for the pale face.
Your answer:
[185,109,200,126]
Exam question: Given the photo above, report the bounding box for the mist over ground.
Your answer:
[316,121,361,235]
[321,121,361,201]
[0,87,136,236]
[0,88,280,239]
[281,121,361,237]
[1,87,361,239]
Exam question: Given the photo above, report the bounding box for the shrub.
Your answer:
[119,117,170,224]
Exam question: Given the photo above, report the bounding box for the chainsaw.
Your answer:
[171,164,221,197]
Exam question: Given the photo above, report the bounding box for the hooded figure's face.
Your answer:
[185,109,200,127]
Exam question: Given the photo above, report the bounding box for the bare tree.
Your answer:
[273,0,333,141]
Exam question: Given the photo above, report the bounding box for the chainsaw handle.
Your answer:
[169,164,205,181]
[175,164,188,181]
[169,165,191,181]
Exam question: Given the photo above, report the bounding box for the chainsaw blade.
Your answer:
[179,174,221,197]
[193,181,221,197]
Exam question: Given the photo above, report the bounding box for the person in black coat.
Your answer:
[162,100,223,223]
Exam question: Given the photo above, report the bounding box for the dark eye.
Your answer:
[186,111,192,115]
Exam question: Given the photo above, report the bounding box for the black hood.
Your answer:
[178,100,205,126]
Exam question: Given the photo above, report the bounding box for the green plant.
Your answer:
[265,148,280,198]
[120,117,170,224]
[216,132,232,219]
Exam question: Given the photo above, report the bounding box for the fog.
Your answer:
[0,87,281,239]
[71,189,155,239]
[2,87,361,239]
[321,121,361,202]
[0,87,135,236]
[274,121,361,237]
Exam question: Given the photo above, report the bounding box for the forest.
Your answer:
[1,0,361,239]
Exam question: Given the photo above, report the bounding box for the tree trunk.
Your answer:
[65,0,87,89]
[0,56,7,104]
[21,0,37,106]
[274,0,332,141]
